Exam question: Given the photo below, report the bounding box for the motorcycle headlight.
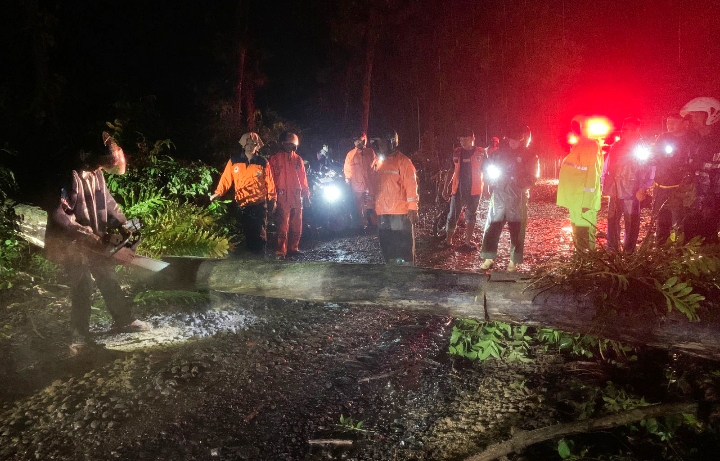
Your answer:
[323,185,342,202]
[486,164,502,180]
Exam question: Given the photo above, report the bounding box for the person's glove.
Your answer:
[209,193,219,202]
[267,199,276,214]
[408,209,419,225]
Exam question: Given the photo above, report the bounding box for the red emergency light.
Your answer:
[586,117,613,139]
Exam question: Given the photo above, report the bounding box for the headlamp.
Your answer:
[664,145,674,154]
[486,164,502,180]
[634,145,651,161]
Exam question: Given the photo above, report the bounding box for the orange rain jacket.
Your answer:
[268,150,310,209]
[449,146,486,196]
[214,154,276,207]
[374,150,419,215]
[344,147,378,193]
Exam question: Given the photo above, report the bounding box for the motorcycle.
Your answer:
[304,164,354,239]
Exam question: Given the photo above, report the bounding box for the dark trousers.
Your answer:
[607,197,640,252]
[378,214,415,265]
[653,187,684,244]
[446,193,480,230]
[66,257,132,335]
[480,220,524,263]
[236,202,267,255]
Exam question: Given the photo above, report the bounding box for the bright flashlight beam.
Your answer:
[323,185,342,202]
[665,145,674,154]
[568,134,579,145]
[634,146,651,161]
[486,164,502,180]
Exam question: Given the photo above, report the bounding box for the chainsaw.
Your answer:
[102,219,169,272]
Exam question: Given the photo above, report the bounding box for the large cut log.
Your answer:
[13,204,720,361]
[185,258,720,361]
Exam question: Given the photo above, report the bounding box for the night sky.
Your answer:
[2,0,720,198]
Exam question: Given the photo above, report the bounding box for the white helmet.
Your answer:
[680,97,720,125]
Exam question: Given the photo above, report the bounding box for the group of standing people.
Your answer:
[440,126,537,272]
[212,129,420,266]
[47,96,720,349]
[557,96,720,252]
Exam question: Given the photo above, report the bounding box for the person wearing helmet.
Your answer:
[487,136,500,155]
[268,131,310,259]
[210,132,276,257]
[556,116,605,250]
[372,130,419,265]
[650,113,699,244]
[344,132,378,230]
[442,128,486,250]
[680,96,720,243]
[44,132,151,351]
[601,117,654,253]
[479,125,537,272]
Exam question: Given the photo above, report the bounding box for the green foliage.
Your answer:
[133,290,211,308]
[536,328,637,366]
[105,136,216,206]
[337,414,373,434]
[135,202,231,258]
[0,165,25,290]
[448,319,532,362]
[531,236,720,321]
[101,127,231,259]
[572,381,650,421]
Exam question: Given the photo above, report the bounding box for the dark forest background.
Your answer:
[2,0,720,202]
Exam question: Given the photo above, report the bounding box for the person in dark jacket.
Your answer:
[479,125,537,272]
[442,129,486,250]
[601,117,654,252]
[650,113,699,244]
[680,97,720,244]
[45,132,150,350]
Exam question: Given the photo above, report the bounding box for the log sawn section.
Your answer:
[190,259,720,360]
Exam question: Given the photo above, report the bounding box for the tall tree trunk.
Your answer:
[361,16,377,136]
[235,46,246,122]
[244,73,255,130]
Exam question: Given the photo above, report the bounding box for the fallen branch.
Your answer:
[464,402,698,461]
[357,371,398,383]
[28,316,46,339]
[307,439,353,446]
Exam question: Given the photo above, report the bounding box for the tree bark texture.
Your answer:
[187,258,720,361]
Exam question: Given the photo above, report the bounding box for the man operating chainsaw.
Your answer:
[45,131,151,351]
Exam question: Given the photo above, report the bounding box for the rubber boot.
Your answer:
[574,226,590,252]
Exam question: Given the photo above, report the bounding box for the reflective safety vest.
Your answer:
[557,137,603,212]
[215,154,276,207]
[374,150,419,215]
[450,146,486,196]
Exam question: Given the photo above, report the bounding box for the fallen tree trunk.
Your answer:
[464,402,698,461]
[181,258,720,361]
[14,204,720,361]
